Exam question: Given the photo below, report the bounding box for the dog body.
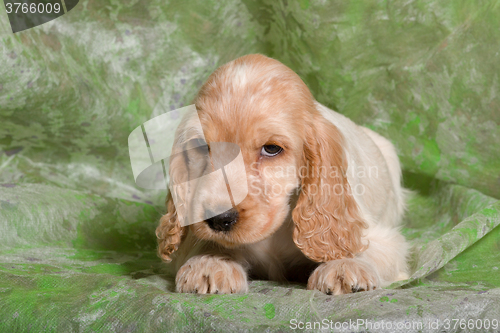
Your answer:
[156,55,409,295]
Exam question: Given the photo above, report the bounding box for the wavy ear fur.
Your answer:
[292,114,368,263]
[156,191,185,262]
[155,134,191,262]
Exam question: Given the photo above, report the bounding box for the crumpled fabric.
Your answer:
[1,0,499,332]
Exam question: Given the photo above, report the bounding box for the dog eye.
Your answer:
[186,138,209,154]
[261,144,283,157]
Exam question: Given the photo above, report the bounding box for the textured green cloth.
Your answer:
[1,0,499,332]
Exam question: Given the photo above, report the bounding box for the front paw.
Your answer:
[176,255,248,294]
[307,259,380,295]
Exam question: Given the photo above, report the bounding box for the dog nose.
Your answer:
[205,208,239,232]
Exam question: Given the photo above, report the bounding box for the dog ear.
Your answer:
[156,191,185,262]
[155,133,192,262]
[292,115,367,263]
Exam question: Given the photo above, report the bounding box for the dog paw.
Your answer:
[176,255,248,294]
[307,259,380,295]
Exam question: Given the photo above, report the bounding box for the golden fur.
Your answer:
[156,54,409,295]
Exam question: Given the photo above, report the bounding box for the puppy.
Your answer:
[156,54,409,295]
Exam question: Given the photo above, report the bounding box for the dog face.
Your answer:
[183,55,314,247]
[157,54,367,264]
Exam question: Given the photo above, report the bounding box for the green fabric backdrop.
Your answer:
[1,0,499,332]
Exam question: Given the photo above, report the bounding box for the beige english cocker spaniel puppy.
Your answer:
[156,54,409,295]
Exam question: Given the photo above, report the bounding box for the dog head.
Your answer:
[156,54,367,262]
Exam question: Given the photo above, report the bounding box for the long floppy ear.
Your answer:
[155,128,192,262]
[292,115,368,263]
[156,191,185,263]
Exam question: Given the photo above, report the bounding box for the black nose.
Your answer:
[205,208,239,232]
